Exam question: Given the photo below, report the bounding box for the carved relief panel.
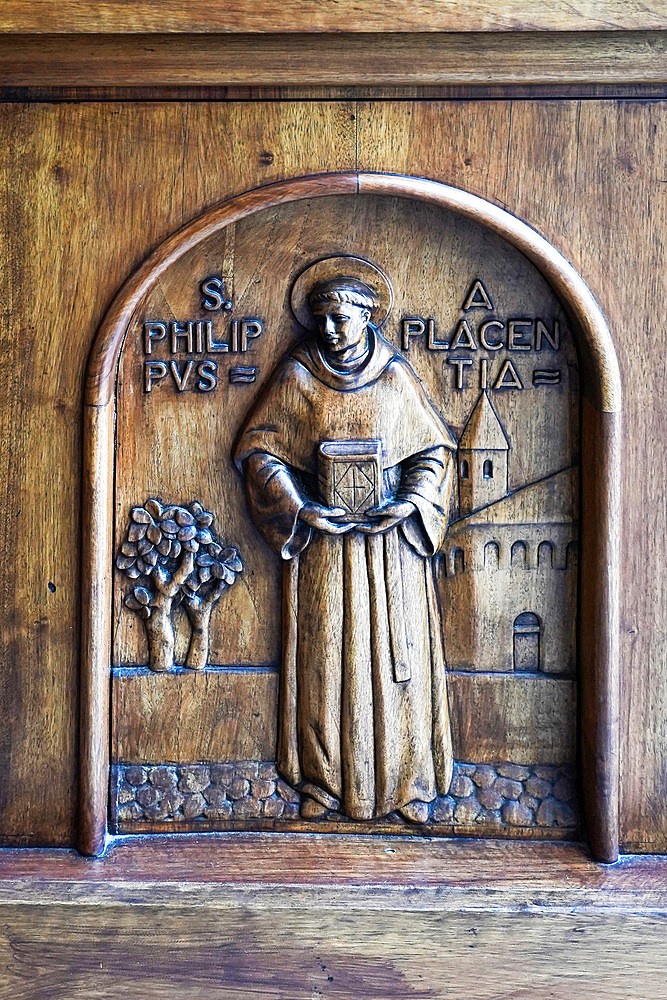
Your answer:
[81,174,620,859]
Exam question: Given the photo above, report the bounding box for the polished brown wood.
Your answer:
[4,84,667,101]
[86,169,619,857]
[0,840,665,999]
[1,99,665,855]
[0,836,664,892]
[1,32,666,88]
[2,1,665,33]
[0,102,355,850]
[357,99,667,854]
[112,670,577,766]
[113,668,279,763]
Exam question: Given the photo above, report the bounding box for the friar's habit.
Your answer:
[234,292,456,822]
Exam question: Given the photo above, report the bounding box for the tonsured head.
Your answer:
[307,277,379,355]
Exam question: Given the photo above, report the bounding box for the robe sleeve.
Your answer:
[242,452,312,560]
[396,446,454,556]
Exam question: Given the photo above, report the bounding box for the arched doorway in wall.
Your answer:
[81,172,621,862]
[514,612,542,673]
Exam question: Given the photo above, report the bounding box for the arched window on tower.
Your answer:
[513,612,541,672]
[460,459,469,479]
[453,547,465,575]
[538,540,554,568]
[483,459,493,478]
[511,540,527,567]
[484,540,500,569]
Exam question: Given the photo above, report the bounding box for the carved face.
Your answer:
[310,299,371,356]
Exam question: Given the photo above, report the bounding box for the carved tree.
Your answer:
[180,502,243,668]
[116,498,243,672]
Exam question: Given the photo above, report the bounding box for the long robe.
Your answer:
[234,327,456,819]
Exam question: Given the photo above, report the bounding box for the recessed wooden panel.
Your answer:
[1,98,665,851]
[105,176,582,842]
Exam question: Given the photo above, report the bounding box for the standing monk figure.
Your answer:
[234,266,456,823]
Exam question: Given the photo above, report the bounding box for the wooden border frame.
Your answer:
[81,171,621,861]
[2,32,666,89]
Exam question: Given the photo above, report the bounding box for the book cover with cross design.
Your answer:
[318,440,384,521]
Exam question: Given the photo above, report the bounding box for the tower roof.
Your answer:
[458,391,509,451]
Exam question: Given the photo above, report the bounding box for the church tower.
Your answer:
[458,390,509,514]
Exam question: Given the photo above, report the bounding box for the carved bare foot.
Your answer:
[398,800,430,824]
[300,795,330,820]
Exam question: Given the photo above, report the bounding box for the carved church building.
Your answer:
[440,391,577,675]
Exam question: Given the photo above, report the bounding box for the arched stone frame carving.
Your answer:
[81,172,621,861]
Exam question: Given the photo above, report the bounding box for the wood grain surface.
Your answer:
[1,1,665,34]
[0,99,665,852]
[0,102,355,846]
[356,99,667,852]
[1,902,664,999]
[4,84,667,102]
[94,172,614,853]
[1,32,667,88]
[0,840,665,998]
[113,668,279,763]
[112,669,575,765]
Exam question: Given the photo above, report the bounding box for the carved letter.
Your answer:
[450,319,478,351]
[170,321,194,354]
[144,361,168,392]
[169,360,194,391]
[197,360,218,391]
[508,319,532,351]
[240,319,264,352]
[427,318,448,350]
[493,359,524,390]
[194,320,204,353]
[479,320,504,350]
[144,322,167,355]
[448,357,474,389]
[200,276,228,312]
[205,320,228,353]
[462,279,494,311]
[536,319,560,351]
[402,318,425,350]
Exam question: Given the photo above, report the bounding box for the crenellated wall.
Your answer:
[440,522,577,674]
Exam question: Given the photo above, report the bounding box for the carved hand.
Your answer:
[299,502,356,535]
[356,499,417,535]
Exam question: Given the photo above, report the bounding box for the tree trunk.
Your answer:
[144,600,175,671]
[185,604,212,669]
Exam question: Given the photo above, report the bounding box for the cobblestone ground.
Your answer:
[113,761,579,832]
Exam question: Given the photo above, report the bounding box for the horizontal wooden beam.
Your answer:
[1,838,666,899]
[1,1,666,35]
[0,32,666,88]
[0,842,665,1000]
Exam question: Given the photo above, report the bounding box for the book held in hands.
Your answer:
[318,440,384,520]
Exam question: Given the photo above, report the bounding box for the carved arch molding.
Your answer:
[82,172,621,862]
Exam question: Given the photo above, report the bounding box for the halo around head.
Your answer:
[290,255,393,330]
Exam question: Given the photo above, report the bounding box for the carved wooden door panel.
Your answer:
[80,168,620,860]
[1,18,667,986]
